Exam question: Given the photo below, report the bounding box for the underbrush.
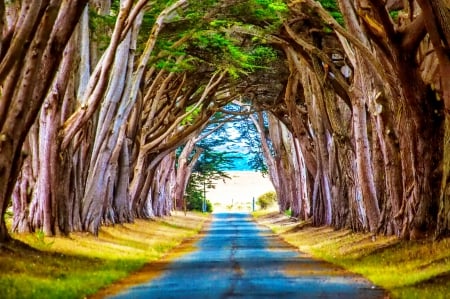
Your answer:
[254,211,450,299]
[0,212,209,299]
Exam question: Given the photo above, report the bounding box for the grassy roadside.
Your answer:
[0,212,210,299]
[253,210,450,299]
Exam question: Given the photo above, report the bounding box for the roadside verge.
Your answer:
[253,211,450,299]
[1,211,211,299]
[90,212,212,298]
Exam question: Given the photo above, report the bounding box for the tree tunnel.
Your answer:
[0,0,450,243]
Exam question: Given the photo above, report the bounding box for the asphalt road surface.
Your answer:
[110,212,386,299]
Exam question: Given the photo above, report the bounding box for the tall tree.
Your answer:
[0,1,88,242]
[416,0,450,239]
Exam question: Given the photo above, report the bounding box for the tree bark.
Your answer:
[0,0,88,242]
[415,0,450,239]
[174,140,204,210]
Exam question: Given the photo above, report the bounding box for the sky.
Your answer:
[212,125,251,154]
[212,123,255,171]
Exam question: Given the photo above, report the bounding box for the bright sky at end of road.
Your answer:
[206,171,275,212]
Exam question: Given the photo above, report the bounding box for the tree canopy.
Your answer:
[0,0,449,243]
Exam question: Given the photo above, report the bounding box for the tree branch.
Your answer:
[283,23,351,107]
[399,13,426,53]
[292,0,389,82]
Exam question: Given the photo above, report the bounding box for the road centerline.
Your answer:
[109,212,386,299]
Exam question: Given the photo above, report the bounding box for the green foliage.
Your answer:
[193,120,239,175]
[155,59,193,72]
[181,119,235,212]
[250,45,278,64]
[389,10,400,21]
[319,0,344,26]
[88,9,116,53]
[230,0,288,29]
[195,151,235,173]
[185,185,213,213]
[34,230,55,250]
[89,0,286,76]
[181,104,202,125]
[190,30,278,78]
[248,154,269,174]
[253,0,288,20]
[151,0,284,78]
[257,191,276,209]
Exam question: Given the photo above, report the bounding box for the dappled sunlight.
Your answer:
[254,212,450,299]
[2,213,210,299]
[0,0,449,298]
[109,213,385,299]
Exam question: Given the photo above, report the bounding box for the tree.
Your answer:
[257,191,277,210]
[4,0,449,244]
[186,138,235,208]
[0,1,88,242]
[275,0,445,238]
[415,0,450,239]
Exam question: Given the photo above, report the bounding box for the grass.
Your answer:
[253,211,450,299]
[0,211,210,299]
[4,209,448,298]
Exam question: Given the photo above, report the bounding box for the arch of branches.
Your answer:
[0,0,449,243]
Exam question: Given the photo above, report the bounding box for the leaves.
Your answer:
[181,105,202,125]
[319,0,344,25]
[146,0,286,79]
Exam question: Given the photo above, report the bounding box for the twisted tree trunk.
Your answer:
[0,1,87,242]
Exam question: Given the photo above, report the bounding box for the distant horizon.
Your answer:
[206,171,275,212]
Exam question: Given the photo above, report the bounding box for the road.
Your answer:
[109,212,386,299]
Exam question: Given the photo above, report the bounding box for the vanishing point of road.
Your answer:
[110,212,386,299]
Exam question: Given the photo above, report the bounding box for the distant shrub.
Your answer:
[257,191,277,209]
[187,194,213,213]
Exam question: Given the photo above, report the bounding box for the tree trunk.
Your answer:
[266,115,289,212]
[152,154,175,216]
[11,137,36,234]
[80,19,136,233]
[351,87,380,232]
[371,90,404,236]
[415,0,450,239]
[252,112,281,193]
[0,1,87,242]
[438,118,450,238]
[174,140,204,210]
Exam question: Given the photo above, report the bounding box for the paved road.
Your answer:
[110,212,385,298]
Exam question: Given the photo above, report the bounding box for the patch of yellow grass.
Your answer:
[254,212,450,299]
[1,211,210,299]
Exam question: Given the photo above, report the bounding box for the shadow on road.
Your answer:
[109,212,387,299]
